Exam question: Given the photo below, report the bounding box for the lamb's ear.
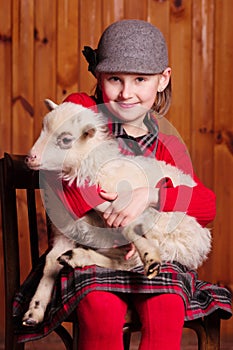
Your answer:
[44,99,58,111]
[82,124,96,138]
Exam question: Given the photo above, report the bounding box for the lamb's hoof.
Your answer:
[146,262,161,279]
[57,250,73,266]
[22,318,38,327]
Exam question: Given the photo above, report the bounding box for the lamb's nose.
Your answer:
[25,154,37,163]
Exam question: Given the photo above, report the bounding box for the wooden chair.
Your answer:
[0,153,221,350]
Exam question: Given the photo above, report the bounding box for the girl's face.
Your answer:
[100,69,171,127]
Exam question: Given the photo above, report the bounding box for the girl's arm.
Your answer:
[156,133,216,227]
[158,177,216,227]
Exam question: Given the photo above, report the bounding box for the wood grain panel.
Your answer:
[169,0,192,149]
[12,0,34,153]
[210,2,233,334]
[191,0,215,185]
[124,0,147,19]
[102,0,124,26]
[0,0,12,156]
[190,0,216,283]
[57,0,79,103]
[78,0,102,93]
[34,0,57,137]
[148,0,170,41]
[213,0,233,284]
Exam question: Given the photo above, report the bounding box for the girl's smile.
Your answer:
[117,102,140,109]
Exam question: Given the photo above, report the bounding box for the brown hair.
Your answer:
[153,79,172,117]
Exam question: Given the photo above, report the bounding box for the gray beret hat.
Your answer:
[95,19,168,74]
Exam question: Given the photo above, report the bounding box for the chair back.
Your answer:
[0,153,75,350]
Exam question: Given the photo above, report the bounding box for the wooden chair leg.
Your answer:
[54,325,73,350]
[123,327,131,350]
[203,313,220,350]
[184,312,220,350]
[5,328,25,350]
[72,322,79,350]
[185,320,208,350]
[13,338,25,350]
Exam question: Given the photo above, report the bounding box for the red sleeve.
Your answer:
[156,133,216,227]
[43,171,106,219]
[58,180,105,219]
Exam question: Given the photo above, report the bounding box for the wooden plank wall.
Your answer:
[0,0,233,340]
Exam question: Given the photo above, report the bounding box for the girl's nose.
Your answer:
[119,82,133,99]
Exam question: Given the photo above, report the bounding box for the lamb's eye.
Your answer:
[57,132,74,149]
[62,137,72,145]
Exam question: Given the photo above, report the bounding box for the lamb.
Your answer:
[23,100,211,326]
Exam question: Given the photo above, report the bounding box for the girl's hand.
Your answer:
[99,187,159,228]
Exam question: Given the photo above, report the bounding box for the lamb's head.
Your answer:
[25,99,109,179]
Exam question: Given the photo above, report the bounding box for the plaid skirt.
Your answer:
[13,255,232,343]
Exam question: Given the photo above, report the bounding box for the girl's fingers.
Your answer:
[99,191,118,201]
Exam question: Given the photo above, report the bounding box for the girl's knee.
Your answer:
[77,291,127,329]
[77,291,127,349]
[134,294,185,350]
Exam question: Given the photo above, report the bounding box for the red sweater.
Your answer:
[55,93,216,227]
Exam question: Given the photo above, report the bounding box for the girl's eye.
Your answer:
[136,77,145,82]
[109,76,121,82]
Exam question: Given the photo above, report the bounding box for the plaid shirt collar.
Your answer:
[108,113,159,156]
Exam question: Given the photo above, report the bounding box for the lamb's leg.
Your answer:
[123,223,161,279]
[58,246,122,270]
[158,162,196,188]
[23,233,74,326]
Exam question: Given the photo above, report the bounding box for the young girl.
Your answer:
[13,20,232,350]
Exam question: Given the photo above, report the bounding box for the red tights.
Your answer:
[77,291,185,350]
